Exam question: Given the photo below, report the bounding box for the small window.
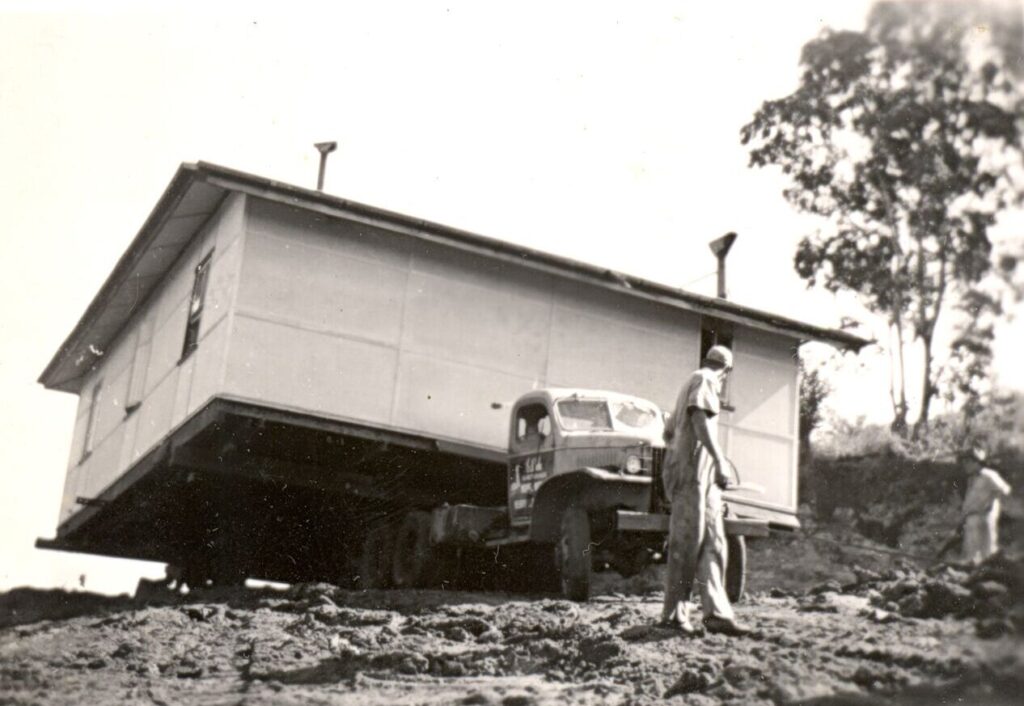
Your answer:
[81,380,102,461]
[124,325,151,416]
[700,317,734,409]
[181,251,213,360]
[515,404,551,443]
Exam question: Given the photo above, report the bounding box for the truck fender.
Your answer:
[529,468,651,544]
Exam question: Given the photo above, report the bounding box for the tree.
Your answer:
[741,0,1023,437]
[799,358,831,461]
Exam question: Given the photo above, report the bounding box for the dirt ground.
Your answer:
[2,563,1022,706]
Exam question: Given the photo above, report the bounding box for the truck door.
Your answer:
[508,402,554,526]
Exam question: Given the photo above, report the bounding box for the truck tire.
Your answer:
[182,556,213,590]
[392,511,434,588]
[726,534,746,604]
[209,562,248,588]
[358,525,394,589]
[557,507,591,601]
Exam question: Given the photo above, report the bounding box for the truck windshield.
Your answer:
[610,399,662,433]
[555,397,663,435]
[556,399,613,431]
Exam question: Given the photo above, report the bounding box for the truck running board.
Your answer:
[615,510,770,538]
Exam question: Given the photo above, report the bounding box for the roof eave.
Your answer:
[38,163,202,392]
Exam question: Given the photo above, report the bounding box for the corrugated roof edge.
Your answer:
[39,161,870,391]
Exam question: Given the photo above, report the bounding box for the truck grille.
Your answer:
[650,445,668,512]
[651,446,664,476]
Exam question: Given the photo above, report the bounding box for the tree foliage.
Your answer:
[741,0,1023,436]
[799,358,832,460]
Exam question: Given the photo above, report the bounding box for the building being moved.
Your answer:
[37,162,865,587]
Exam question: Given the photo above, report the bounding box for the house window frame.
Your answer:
[700,317,735,411]
[180,250,214,362]
[81,379,103,462]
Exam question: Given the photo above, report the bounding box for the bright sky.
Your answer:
[1,1,1021,594]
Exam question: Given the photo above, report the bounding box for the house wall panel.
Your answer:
[59,465,86,523]
[401,266,551,380]
[546,283,701,412]
[200,224,243,340]
[78,425,127,502]
[392,352,536,449]
[130,365,178,462]
[117,411,141,474]
[410,241,554,304]
[66,407,90,469]
[729,337,797,439]
[93,362,131,444]
[237,230,406,346]
[224,315,397,425]
[145,300,189,395]
[247,197,411,267]
[187,316,231,416]
[725,427,796,509]
[720,328,799,513]
[171,354,196,430]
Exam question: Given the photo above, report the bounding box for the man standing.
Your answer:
[659,345,749,636]
[961,448,1012,565]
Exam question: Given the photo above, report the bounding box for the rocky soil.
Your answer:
[2,561,1022,706]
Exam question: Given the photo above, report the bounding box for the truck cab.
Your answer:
[507,389,664,527]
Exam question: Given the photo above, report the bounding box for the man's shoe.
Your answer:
[657,617,698,636]
[703,616,750,637]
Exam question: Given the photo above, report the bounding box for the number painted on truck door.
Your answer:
[509,453,551,526]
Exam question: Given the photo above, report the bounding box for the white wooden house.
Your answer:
[37,162,865,582]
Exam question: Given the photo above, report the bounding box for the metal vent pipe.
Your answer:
[314,141,338,190]
[708,232,737,299]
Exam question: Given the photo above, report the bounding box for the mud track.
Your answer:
[2,580,1021,705]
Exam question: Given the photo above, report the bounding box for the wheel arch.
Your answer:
[529,469,650,543]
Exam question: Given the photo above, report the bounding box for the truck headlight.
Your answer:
[625,454,642,474]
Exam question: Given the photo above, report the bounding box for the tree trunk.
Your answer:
[914,334,936,439]
[890,319,910,436]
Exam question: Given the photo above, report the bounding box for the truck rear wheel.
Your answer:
[392,511,434,588]
[726,534,746,603]
[358,525,394,589]
[557,507,591,601]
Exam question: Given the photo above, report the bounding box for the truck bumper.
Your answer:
[615,510,770,538]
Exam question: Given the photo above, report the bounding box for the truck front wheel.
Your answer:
[725,534,746,603]
[556,507,592,601]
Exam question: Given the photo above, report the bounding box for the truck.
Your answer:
[373,386,772,601]
[36,162,867,598]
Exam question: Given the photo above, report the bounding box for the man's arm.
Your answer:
[989,470,1012,497]
[691,409,729,487]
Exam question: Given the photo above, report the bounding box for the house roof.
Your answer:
[39,161,870,393]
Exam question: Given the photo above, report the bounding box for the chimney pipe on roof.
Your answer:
[708,232,737,299]
[314,141,338,191]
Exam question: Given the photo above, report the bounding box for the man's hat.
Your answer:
[958,445,988,464]
[706,345,733,369]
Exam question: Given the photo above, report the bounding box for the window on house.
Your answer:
[181,252,213,360]
[700,317,734,410]
[81,380,102,461]
[124,330,150,416]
